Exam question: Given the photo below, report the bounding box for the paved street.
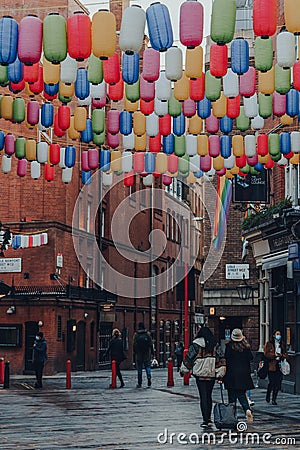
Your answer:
[0,369,299,449]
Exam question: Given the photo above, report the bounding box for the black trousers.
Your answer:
[116,362,123,384]
[34,361,44,388]
[267,369,282,393]
[195,378,215,423]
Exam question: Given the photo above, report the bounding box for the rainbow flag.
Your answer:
[213,177,232,249]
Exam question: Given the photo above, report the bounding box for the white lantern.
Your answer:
[91,83,106,99]
[143,174,153,186]
[62,167,73,183]
[119,5,146,54]
[59,147,66,169]
[277,156,288,166]
[154,97,168,116]
[60,54,77,84]
[102,172,113,185]
[37,142,48,164]
[190,154,200,173]
[156,71,171,102]
[78,95,91,106]
[146,112,159,137]
[156,152,168,173]
[122,132,135,150]
[223,69,239,99]
[291,131,300,153]
[244,93,258,118]
[224,154,235,169]
[251,115,264,130]
[277,31,296,69]
[244,135,256,157]
[31,160,41,179]
[2,154,12,174]
[165,46,183,82]
[204,167,215,180]
[186,134,197,156]
[122,150,133,172]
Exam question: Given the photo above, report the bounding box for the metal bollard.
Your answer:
[167,359,174,387]
[66,359,71,389]
[0,358,4,384]
[111,360,117,388]
[3,361,10,389]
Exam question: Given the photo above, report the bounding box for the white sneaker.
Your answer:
[246,409,253,424]
[249,400,255,407]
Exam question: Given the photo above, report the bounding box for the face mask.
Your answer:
[275,335,281,341]
[35,336,40,341]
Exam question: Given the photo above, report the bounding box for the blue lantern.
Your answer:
[0,131,4,150]
[220,116,233,134]
[231,38,249,75]
[100,149,111,171]
[81,119,93,143]
[197,96,211,119]
[146,3,173,52]
[220,135,232,158]
[7,57,23,83]
[75,68,90,100]
[120,111,133,135]
[163,134,175,154]
[145,152,156,173]
[82,170,92,185]
[194,170,203,178]
[173,113,185,136]
[44,82,59,96]
[254,162,264,172]
[280,132,291,155]
[0,16,18,65]
[41,102,54,127]
[122,52,139,84]
[286,89,299,117]
[65,145,76,167]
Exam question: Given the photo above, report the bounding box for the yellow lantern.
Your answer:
[290,153,299,165]
[213,155,224,171]
[68,116,81,140]
[284,0,300,35]
[124,97,139,112]
[185,46,203,80]
[258,154,269,164]
[156,152,168,173]
[1,95,13,120]
[174,71,189,101]
[59,82,74,98]
[258,67,274,95]
[230,164,240,175]
[188,115,203,134]
[197,134,209,156]
[133,111,146,136]
[187,172,197,184]
[43,56,60,85]
[26,138,37,161]
[25,82,35,97]
[26,121,35,130]
[134,133,147,151]
[280,114,293,125]
[225,170,234,179]
[212,92,226,118]
[74,106,87,131]
[111,150,122,172]
[92,10,116,60]
[232,135,244,157]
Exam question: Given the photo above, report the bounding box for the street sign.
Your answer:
[0,258,21,273]
[225,263,249,279]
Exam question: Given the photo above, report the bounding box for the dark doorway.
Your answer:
[24,321,39,374]
[76,321,86,371]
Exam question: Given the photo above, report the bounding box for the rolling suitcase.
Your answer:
[213,384,238,430]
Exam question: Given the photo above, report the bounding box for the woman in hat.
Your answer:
[224,328,254,424]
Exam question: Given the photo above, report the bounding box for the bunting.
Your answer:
[12,232,48,249]
[213,178,232,250]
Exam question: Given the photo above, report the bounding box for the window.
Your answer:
[101,209,105,238]
[85,264,91,288]
[0,325,22,347]
[79,197,84,230]
[166,209,170,239]
[57,316,62,340]
[86,201,91,233]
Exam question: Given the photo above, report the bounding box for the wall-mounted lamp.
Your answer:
[38,321,43,327]
[72,324,77,332]
[84,313,89,319]
[6,306,16,314]
[236,274,253,301]
[219,316,227,321]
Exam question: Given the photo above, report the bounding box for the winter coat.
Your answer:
[105,337,126,364]
[224,341,254,391]
[33,337,48,364]
[133,329,154,363]
[264,340,288,372]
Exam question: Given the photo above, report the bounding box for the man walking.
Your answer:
[133,322,154,388]
[32,331,47,389]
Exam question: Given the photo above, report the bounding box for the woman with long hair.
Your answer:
[264,330,288,405]
[224,328,254,424]
[105,329,126,388]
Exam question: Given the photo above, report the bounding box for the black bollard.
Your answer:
[3,361,10,389]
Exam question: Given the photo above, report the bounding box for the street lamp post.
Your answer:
[236,274,254,301]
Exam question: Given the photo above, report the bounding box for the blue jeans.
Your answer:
[228,389,250,414]
[137,360,151,386]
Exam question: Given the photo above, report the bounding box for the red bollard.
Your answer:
[66,359,71,389]
[183,349,190,386]
[0,358,4,385]
[111,360,117,389]
[167,359,174,387]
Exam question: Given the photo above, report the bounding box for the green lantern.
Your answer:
[59,93,72,104]
[92,108,105,134]
[13,97,25,123]
[178,154,190,177]
[125,80,140,103]
[88,54,103,85]
[93,131,105,147]
[275,64,291,95]
[15,136,26,159]
[268,133,280,155]
[205,71,221,102]
[258,93,272,119]
[211,0,236,45]
[249,166,260,175]
[168,90,182,117]
[270,152,281,162]
[254,37,273,72]
[0,66,8,86]
[174,135,186,156]
[43,13,67,64]
[239,163,250,174]
[236,106,250,131]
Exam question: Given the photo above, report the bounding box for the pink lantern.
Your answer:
[133,152,145,173]
[240,67,256,98]
[103,53,120,85]
[247,153,258,166]
[182,97,196,117]
[5,134,15,156]
[168,153,178,173]
[179,0,203,48]
[88,148,99,169]
[81,150,90,171]
[190,74,205,101]
[27,100,40,126]
[92,97,107,108]
[107,132,120,149]
[210,44,228,78]
[18,15,43,65]
[206,113,219,133]
[140,75,155,101]
[216,167,226,176]
[107,110,120,134]
[273,92,286,117]
[162,173,172,185]
[17,159,27,177]
[209,135,220,157]
[142,48,160,82]
[200,154,212,172]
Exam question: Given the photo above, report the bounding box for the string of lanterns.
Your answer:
[0,0,299,186]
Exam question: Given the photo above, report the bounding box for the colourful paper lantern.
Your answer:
[103,53,120,86]
[43,13,67,64]
[92,10,116,60]
[173,113,186,136]
[277,31,296,69]
[146,2,173,52]
[180,0,203,48]
[253,0,277,38]
[142,48,160,82]
[210,44,228,78]
[8,57,23,83]
[197,96,211,119]
[275,64,291,95]
[226,95,240,119]
[205,71,221,101]
[0,16,18,65]
[67,12,91,62]
[18,15,42,65]
[119,5,146,55]
[231,38,249,75]
[81,119,93,143]
[254,37,273,72]
[286,88,299,117]
[165,46,183,81]
[122,52,139,85]
[210,0,236,45]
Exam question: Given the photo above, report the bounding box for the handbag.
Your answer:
[192,356,216,378]
[280,359,290,376]
[213,384,238,430]
[257,356,269,380]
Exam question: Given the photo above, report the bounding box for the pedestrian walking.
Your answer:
[105,329,126,388]
[32,331,47,389]
[133,322,154,388]
[174,341,184,372]
[223,328,254,424]
[180,326,226,429]
[264,330,288,405]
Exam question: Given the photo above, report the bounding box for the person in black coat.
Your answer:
[105,329,126,388]
[224,328,254,424]
[32,331,47,389]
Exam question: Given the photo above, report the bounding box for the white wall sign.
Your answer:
[226,264,249,280]
[0,258,22,273]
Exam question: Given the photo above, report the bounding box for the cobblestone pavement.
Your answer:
[0,369,299,449]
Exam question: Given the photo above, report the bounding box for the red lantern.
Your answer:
[265,156,274,169]
[253,0,277,38]
[17,159,27,177]
[257,134,268,156]
[235,154,247,168]
[182,97,196,117]
[88,148,99,169]
[168,153,178,173]
[293,60,300,91]
[226,95,240,119]
[190,74,205,101]
[54,114,66,137]
[159,114,172,136]
[240,67,256,98]
[103,53,120,85]
[10,80,25,93]
[162,174,172,185]
[108,75,124,101]
[44,91,57,101]
[285,151,294,159]
[58,104,71,130]
[44,164,55,182]
[149,133,161,153]
[210,44,228,78]
[107,132,120,149]
[81,151,90,171]
[92,97,106,108]
[67,12,91,61]
[50,143,60,165]
[140,99,154,115]
[133,152,145,173]
[28,65,43,94]
[24,62,39,83]
[124,170,135,187]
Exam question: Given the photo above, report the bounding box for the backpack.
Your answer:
[136,332,151,353]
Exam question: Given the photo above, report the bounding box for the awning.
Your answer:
[262,252,288,270]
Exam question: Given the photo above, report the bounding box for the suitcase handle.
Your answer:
[219,382,236,407]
